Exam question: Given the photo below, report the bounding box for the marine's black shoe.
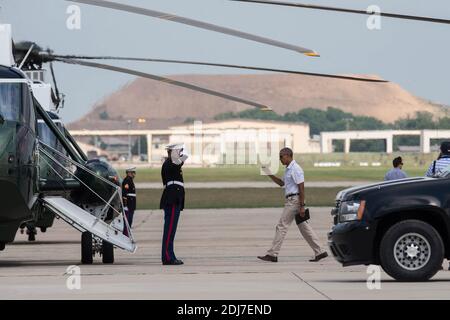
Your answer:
[257,255,278,262]
[163,259,184,265]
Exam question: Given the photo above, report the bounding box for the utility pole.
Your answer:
[127,120,132,162]
[343,118,353,131]
[137,118,146,162]
[138,136,141,161]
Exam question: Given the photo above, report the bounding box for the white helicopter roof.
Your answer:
[0,24,15,67]
[0,24,57,112]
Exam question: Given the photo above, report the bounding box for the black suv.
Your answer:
[328,172,450,281]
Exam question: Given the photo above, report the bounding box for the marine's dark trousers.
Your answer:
[123,209,135,237]
[162,204,181,263]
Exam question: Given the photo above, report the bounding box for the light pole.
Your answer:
[138,137,141,160]
[127,120,132,162]
[343,118,353,131]
[137,118,146,161]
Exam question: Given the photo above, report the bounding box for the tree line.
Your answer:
[214,107,450,152]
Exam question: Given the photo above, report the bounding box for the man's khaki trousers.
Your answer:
[267,195,324,257]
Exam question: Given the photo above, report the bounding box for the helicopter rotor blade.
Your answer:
[54,57,273,111]
[43,54,388,83]
[66,0,319,57]
[229,0,450,25]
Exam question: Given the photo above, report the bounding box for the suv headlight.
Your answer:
[339,200,366,222]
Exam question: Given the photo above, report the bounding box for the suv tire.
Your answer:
[379,219,444,282]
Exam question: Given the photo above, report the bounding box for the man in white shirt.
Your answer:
[258,148,328,262]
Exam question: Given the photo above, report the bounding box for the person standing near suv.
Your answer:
[384,156,408,181]
[426,141,450,177]
[426,141,450,271]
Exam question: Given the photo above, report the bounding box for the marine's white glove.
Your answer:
[180,153,189,163]
[171,149,189,165]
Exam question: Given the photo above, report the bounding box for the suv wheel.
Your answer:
[380,219,444,281]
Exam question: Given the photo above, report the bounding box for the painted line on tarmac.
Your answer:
[132,210,155,230]
[292,272,332,300]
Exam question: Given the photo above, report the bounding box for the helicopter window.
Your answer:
[29,99,36,133]
[0,83,22,121]
[21,84,32,125]
[23,86,36,132]
[38,122,58,147]
[55,123,65,152]
[37,121,65,152]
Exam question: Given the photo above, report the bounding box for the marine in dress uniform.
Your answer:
[122,167,137,237]
[160,143,188,265]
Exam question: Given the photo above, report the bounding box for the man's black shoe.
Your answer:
[257,255,278,262]
[163,259,184,265]
[309,252,328,262]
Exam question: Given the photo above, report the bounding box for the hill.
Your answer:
[68,73,443,130]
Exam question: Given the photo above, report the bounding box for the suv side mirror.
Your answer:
[0,113,5,125]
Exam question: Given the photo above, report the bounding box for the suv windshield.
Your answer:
[0,83,22,122]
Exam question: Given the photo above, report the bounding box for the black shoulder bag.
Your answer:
[295,208,311,225]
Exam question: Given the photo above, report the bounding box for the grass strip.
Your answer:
[137,187,343,209]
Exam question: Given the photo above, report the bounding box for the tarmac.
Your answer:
[1,207,450,300]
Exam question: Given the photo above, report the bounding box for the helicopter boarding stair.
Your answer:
[42,196,135,252]
[38,141,137,253]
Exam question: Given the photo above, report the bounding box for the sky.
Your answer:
[1,0,449,123]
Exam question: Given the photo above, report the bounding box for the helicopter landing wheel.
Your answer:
[26,227,36,241]
[102,240,114,264]
[81,232,93,265]
[28,233,35,242]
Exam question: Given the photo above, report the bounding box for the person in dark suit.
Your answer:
[160,143,188,265]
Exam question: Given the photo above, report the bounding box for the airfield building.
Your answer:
[70,119,319,165]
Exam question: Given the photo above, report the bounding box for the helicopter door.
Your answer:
[42,196,136,252]
[0,81,37,208]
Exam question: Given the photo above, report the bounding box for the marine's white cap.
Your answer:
[165,143,184,150]
[126,167,137,173]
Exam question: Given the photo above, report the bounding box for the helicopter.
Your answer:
[7,0,433,264]
[0,26,136,264]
